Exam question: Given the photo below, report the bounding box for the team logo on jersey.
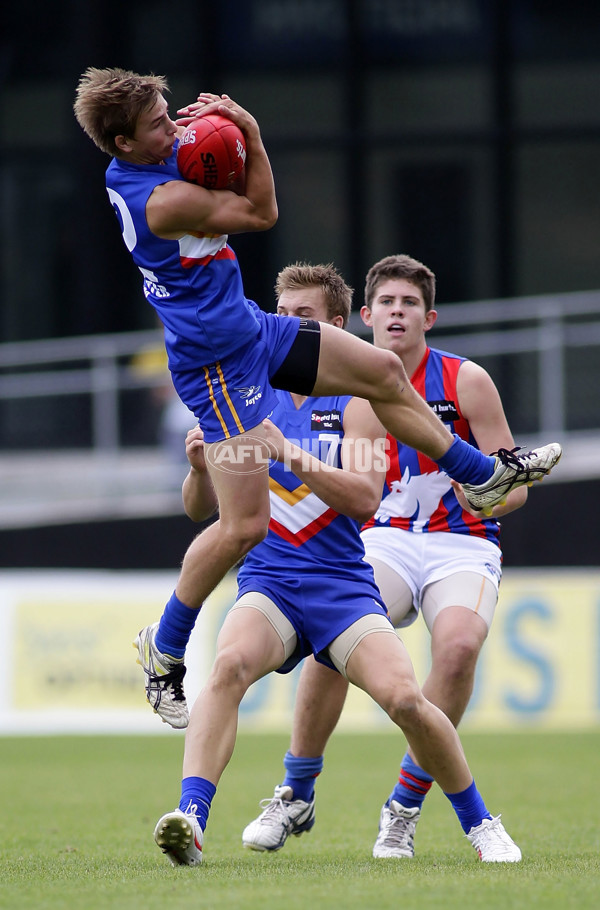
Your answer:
[428,399,459,422]
[310,409,342,431]
[236,385,263,406]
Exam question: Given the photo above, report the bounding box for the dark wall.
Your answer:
[3,1,600,344]
[0,479,593,570]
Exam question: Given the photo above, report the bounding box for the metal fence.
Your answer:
[2,289,600,454]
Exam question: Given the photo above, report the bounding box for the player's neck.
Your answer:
[399,339,429,380]
[290,392,307,409]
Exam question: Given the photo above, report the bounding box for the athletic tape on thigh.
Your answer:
[231,591,297,659]
[327,613,397,678]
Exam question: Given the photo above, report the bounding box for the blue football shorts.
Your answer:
[236,568,391,674]
[170,312,321,443]
[170,310,302,442]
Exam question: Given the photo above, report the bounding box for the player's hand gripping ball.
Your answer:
[177,114,247,189]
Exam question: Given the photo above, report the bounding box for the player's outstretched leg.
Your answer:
[312,325,561,507]
[154,809,204,866]
[242,785,315,852]
[134,622,189,729]
[462,442,562,514]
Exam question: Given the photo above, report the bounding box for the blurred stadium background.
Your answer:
[1,0,599,734]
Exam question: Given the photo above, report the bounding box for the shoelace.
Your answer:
[381,811,416,849]
[468,816,514,853]
[492,446,551,480]
[257,797,289,826]
[150,664,187,701]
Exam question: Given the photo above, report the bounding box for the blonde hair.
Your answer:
[275,262,353,327]
[73,66,169,156]
[364,254,436,313]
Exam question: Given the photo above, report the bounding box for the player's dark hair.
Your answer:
[275,263,353,327]
[364,254,436,312]
[74,67,169,157]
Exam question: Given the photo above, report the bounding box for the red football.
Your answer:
[177,114,246,189]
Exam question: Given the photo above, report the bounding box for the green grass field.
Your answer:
[2,731,599,910]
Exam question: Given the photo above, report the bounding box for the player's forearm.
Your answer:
[285,445,381,523]
[182,468,219,522]
[242,134,278,226]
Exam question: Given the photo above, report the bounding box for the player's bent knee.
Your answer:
[209,647,257,695]
[438,634,483,676]
[220,516,269,557]
[372,349,406,399]
[378,680,423,724]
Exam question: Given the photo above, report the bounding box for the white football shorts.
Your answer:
[360,526,502,632]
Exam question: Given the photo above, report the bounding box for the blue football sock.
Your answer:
[282,751,323,803]
[155,591,201,658]
[444,779,492,833]
[179,776,217,831]
[436,434,496,485]
[388,753,434,810]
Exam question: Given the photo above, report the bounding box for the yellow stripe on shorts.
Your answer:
[215,362,245,434]
[202,363,245,438]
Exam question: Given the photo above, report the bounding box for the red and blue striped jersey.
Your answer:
[362,347,500,546]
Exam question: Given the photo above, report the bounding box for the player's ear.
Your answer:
[424,308,438,332]
[360,305,373,326]
[114,134,134,154]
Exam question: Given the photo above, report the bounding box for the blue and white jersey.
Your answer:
[105,143,261,370]
[237,390,389,672]
[238,391,379,587]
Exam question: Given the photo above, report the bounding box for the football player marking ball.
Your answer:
[177,114,247,189]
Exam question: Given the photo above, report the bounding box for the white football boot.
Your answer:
[154,809,203,866]
[242,785,315,852]
[134,622,189,729]
[372,801,420,858]
[466,815,522,862]
[462,442,562,515]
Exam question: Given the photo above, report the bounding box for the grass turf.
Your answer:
[1,731,599,910]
